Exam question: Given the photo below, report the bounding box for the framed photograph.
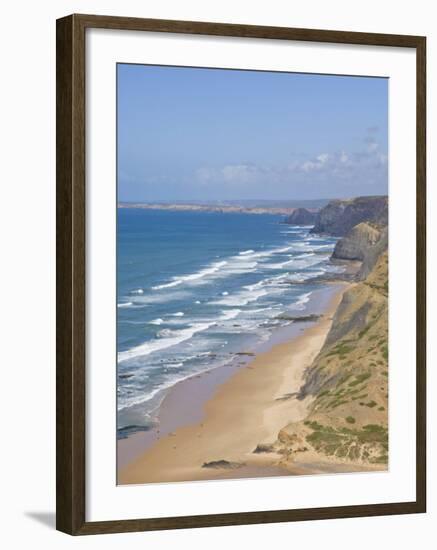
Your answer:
[56,14,426,535]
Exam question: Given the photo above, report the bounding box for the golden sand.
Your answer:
[119,286,349,485]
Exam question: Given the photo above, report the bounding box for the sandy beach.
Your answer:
[118,284,354,485]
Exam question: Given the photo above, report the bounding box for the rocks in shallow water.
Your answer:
[253,443,276,454]
[275,314,321,322]
[202,460,245,469]
[275,392,298,401]
[234,351,256,357]
[117,424,152,439]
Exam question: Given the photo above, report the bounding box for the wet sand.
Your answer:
[118,284,349,485]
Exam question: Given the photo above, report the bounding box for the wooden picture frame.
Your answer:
[56,13,426,535]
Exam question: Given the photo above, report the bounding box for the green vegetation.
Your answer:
[304,420,324,431]
[327,342,354,357]
[351,393,368,401]
[280,250,389,467]
[336,374,353,387]
[328,399,349,409]
[304,421,388,463]
[358,324,372,339]
[362,424,385,432]
[348,372,371,387]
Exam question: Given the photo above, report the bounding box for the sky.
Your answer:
[117,63,388,202]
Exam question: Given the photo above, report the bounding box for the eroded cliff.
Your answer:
[274,252,388,466]
[311,195,388,236]
[284,208,317,225]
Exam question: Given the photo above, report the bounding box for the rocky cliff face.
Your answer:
[274,252,389,467]
[268,195,390,468]
[273,197,388,468]
[311,196,388,236]
[357,226,388,280]
[332,222,381,261]
[331,220,388,281]
[284,208,317,225]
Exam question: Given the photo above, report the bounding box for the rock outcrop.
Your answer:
[357,226,388,280]
[331,221,380,262]
[331,221,388,281]
[311,196,388,236]
[284,208,317,225]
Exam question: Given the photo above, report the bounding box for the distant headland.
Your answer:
[117,198,329,216]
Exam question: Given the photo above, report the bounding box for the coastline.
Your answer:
[117,202,323,216]
[118,282,357,485]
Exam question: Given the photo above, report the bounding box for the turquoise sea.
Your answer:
[117,208,341,435]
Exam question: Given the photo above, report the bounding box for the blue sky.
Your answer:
[117,64,388,202]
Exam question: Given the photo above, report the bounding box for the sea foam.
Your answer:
[118,321,216,363]
[151,261,228,290]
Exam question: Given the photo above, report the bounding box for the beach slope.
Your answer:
[119,287,347,484]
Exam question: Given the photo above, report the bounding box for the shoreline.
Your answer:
[118,283,355,485]
[117,283,342,468]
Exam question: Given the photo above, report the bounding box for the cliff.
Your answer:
[284,208,317,225]
[273,252,388,467]
[357,226,388,280]
[332,222,381,261]
[331,222,388,281]
[266,194,390,468]
[311,195,388,236]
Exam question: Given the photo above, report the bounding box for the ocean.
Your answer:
[117,208,342,435]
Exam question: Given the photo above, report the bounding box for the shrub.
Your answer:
[348,372,371,387]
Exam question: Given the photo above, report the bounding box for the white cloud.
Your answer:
[301,153,330,172]
[195,140,387,192]
[340,151,349,164]
[196,163,262,185]
[317,153,330,164]
[301,160,317,172]
[222,164,257,183]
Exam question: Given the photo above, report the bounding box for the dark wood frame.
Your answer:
[56,13,427,536]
